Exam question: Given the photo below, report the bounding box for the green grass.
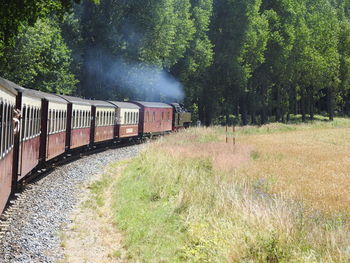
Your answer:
[95,119,350,262]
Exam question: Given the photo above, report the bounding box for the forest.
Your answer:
[1,0,350,125]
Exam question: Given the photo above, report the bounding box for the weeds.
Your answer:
[108,120,350,262]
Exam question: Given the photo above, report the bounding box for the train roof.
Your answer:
[5,82,67,104]
[90,100,116,108]
[130,101,172,109]
[108,101,140,109]
[0,77,19,95]
[35,90,68,104]
[58,94,92,106]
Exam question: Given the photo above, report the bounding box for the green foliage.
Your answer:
[107,128,350,262]
[2,0,350,125]
[0,18,77,94]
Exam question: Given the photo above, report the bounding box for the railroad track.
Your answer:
[0,138,142,242]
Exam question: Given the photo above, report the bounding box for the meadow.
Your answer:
[92,117,350,262]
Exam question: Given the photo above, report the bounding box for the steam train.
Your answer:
[0,77,191,215]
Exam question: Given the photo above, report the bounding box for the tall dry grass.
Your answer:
[111,123,350,262]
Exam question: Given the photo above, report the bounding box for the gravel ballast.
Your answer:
[0,145,142,263]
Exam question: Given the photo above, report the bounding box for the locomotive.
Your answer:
[0,77,191,215]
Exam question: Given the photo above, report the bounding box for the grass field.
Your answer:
[93,117,350,262]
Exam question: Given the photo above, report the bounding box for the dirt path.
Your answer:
[60,165,128,263]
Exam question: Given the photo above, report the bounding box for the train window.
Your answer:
[59,110,62,131]
[38,109,41,135]
[50,109,53,133]
[31,107,35,137]
[75,110,78,128]
[152,112,155,122]
[35,108,38,135]
[58,110,61,131]
[51,109,54,134]
[0,101,3,157]
[29,107,32,137]
[53,109,56,133]
[10,105,14,148]
[63,110,65,131]
[84,111,87,127]
[167,112,170,121]
[63,111,66,130]
[33,108,36,136]
[55,110,59,133]
[81,110,84,128]
[26,106,30,138]
[51,109,54,133]
[4,103,7,152]
[63,110,65,130]
[133,112,135,124]
[76,110,79,128]
[36,108,38,135]
[4,103,9,152]
[48,110,51,134]
[61,110,64,131]
[2,103,5,154]
[162,112,164,121]
[77,110,80,128]
[0,100,3,158]
[20,105,25,141]
[72,110,75,129]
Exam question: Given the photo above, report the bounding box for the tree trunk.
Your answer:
[309,90,314,120]
[301,89,306,122]
[275,86,281,122]
[327,87,334,121]
[240,94,248,126]
[251,112,257,124]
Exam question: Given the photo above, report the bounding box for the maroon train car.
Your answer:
[39,93,68,161]
[12,86,43,180]
[130,101,173,136]
[59,95,92,150]
[108,101,140,139]
[91,101,116,144]
[0,78,16,214]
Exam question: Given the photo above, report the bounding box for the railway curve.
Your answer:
[0,144,142,263]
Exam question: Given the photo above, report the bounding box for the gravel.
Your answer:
[0,144,142,263]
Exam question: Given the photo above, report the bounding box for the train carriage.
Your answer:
[0,78,17,214]
[12,86,43,180]
[91,101,116,144]
[170,103,192,131]
[39,92,68,161]
[58,95,92,150]
[108,101,140,139]
[130,101,173,136]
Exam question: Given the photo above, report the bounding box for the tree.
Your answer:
[0,18,78,94]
